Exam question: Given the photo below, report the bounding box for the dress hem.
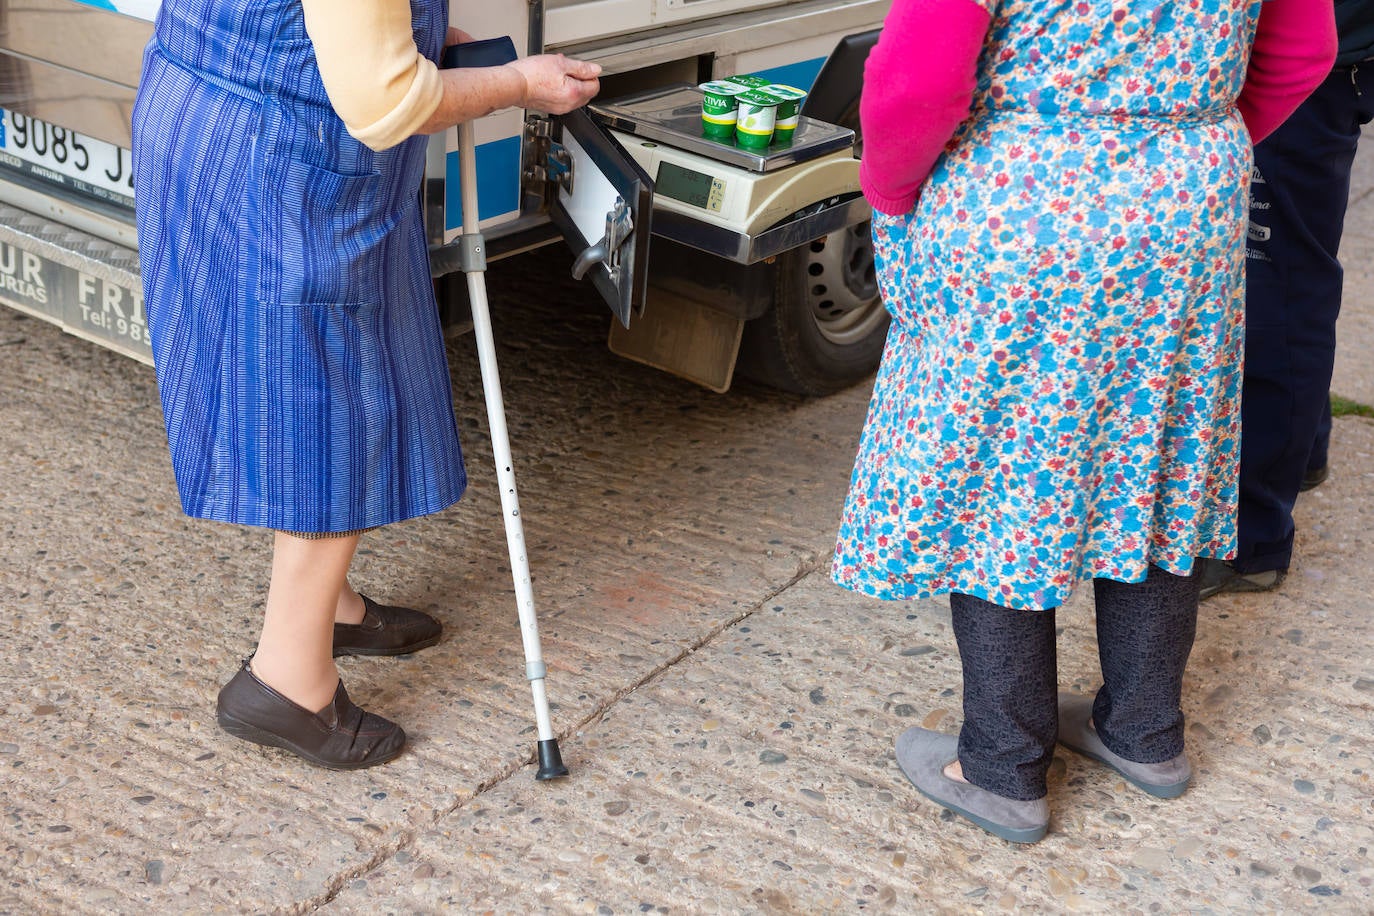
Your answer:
[178,485,466,535]
[831,549,1233,612]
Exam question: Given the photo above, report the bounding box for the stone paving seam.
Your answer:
[537,560,826,747]
[301,559,830,911]
[290,739,559,915]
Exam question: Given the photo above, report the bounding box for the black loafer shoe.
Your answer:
[333,595,442,658]
[1300,463,1330,492]
[216,662,405,769]
[1197,557,1286,600]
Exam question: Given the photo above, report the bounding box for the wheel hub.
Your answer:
[803,221,884,346]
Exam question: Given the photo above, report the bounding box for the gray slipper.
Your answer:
[1057,693,1191,799]
[894,726,1050,844]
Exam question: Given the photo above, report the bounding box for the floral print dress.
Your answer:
[832,0,1261,611]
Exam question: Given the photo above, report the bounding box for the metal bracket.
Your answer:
[526,117,554,141]
[459,232,486,273]
[545,144,573,195]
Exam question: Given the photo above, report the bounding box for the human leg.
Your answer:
[1226,70,1369,588]
[328,536,444,658]
[1301,395,1332,491]
[1057,565,1198,796]
[892,593,1055,843]
[270,531,445,656]
[1091,565,1199,760]
[948,593,1059,800]
[216,532,406,768]
[253,532,361,711]
[336,579,367,625]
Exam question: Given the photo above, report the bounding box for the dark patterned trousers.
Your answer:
[949,564,1200,800]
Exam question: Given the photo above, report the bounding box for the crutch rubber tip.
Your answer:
[535,738,570,780]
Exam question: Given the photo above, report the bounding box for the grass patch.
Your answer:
[1331,394,1374,419]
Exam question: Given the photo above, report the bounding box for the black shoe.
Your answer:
[1300,464,1330,492]
[216,662,406,769]
[333,595,442,658]
[1197,557,1286,600]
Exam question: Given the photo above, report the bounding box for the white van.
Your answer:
[0,0,889,393]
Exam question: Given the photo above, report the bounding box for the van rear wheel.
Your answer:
[736,98,886,396]
[737,223,886,396]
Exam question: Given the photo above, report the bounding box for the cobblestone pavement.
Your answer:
[2,156,1373,912]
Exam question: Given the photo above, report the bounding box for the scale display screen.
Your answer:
[655,162,724,212]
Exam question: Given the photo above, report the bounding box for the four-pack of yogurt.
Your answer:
[698,75,809,149]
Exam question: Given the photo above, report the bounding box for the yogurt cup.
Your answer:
[764,84,808,142]
[734,89,782,149]
[699,80,748,139]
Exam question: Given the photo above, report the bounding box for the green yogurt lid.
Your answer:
[699,80,748,96]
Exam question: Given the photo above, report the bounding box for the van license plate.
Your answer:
[0,109,136,210]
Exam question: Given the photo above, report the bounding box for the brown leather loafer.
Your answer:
[216,661,405,769]
[333,595,442,658]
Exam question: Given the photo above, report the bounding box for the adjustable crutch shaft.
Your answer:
[457,120,567,780]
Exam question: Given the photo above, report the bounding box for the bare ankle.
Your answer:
[335,589,366,625]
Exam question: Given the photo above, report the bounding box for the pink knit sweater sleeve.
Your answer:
[858,0,993,216]
[1238,0,1338,143]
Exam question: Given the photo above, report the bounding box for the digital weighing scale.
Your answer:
[545,84,869,392]
[587,85,866,265]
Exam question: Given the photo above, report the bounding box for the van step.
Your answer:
[0,199,150,364]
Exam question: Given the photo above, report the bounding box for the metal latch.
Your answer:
[571,196,633,284]
[523,118,573,196]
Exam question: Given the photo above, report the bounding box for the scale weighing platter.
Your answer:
[589,85,855,174]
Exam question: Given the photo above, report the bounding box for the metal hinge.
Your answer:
[523,117,573,202]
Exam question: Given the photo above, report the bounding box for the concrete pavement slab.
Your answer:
[336,415,1374,913]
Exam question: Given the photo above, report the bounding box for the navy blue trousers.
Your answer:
[1237,66,1374,574]
[950,566,1199,800]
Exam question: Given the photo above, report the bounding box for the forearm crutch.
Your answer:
[455,118,568,781]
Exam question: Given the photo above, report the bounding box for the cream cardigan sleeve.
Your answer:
[301,0,444,152]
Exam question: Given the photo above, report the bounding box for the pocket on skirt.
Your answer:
[257,158,399,307]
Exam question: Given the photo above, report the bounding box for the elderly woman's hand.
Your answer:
[506,54,602,114]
